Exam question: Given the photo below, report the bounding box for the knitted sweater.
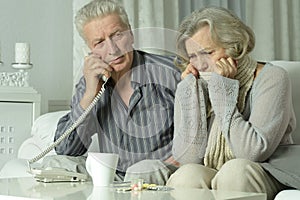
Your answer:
[172,62,296,166]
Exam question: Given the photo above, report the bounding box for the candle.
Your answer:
[15,43,30,63]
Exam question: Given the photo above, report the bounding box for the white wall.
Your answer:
[0,0,73,114]
[73,0,91,91]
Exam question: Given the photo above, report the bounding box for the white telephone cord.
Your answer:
[28,79,108,166]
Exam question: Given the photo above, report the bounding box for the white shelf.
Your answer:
[0,88,41,170]
[0,86,38,94]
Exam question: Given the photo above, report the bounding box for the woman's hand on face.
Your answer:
[214,57,237,79]
[181,63,199,80]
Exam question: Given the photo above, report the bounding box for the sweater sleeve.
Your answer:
[172,75,209,164]
[208,65,296,162]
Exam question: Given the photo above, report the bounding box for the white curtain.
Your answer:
[121,0,180,55]
[121,0,244,55]
[177,0,245,21]
[121,0,300,61]
[121,0,180,29]
[245,0,300,61]
[122,0,245,29]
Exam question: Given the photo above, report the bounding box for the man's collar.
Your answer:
[130,50,146,88]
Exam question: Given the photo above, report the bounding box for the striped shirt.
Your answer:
[54,50,181,175]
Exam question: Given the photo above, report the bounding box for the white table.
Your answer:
[0,177,266,200]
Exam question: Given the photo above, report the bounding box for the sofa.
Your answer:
[0,61,299,199]
[269,61,300,200]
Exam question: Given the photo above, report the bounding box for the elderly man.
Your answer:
[54,0,181,184]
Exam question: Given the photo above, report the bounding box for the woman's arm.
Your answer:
[172,75,209,165]
[209,65,295,162]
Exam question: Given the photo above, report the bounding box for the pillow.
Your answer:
[30,110,70,139]
[18,110,69,160]
[18,110,100,160]
[30,110,99,151]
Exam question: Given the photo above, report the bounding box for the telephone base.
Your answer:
[29,167,88,183]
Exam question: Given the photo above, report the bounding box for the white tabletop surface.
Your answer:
[0,177,266,200]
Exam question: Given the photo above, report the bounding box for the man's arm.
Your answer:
[54,77,100,156]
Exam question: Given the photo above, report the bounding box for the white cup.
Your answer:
[86,152,119,187]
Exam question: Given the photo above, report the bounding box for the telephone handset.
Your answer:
[28,75,108,182]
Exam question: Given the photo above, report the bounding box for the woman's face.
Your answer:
[185,25,227,72]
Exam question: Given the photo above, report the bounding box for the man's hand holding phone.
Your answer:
[81,53,112,109]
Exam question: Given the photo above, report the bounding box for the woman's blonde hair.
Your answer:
[75,0,130,41]
[176,7,255,69]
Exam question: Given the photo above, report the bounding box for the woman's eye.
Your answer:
[200,51,212,55]
[197,48,215,55]
[203,50,214,55]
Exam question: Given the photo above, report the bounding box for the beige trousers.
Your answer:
[166,159,288,200]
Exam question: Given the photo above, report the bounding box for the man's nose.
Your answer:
[106,38,119,55]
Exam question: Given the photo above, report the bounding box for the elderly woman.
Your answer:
[166,7,297,200]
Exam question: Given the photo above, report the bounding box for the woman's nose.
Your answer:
[193,56,205,68]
